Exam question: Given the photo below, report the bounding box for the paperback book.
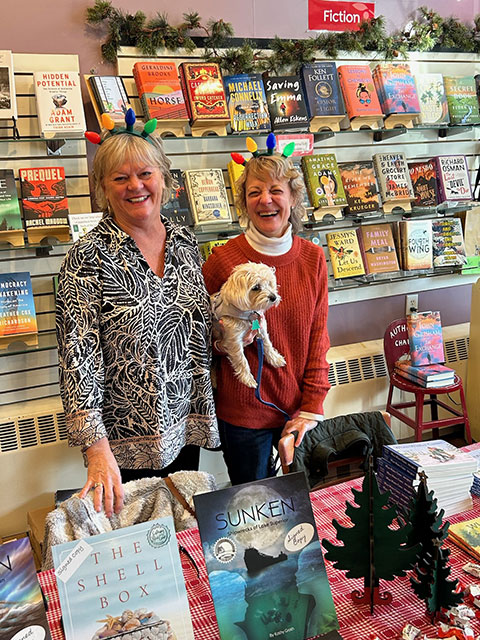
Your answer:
[299,61,345,121]
[87,75,131,124]
[326,229,366,279]
[301,153,347,209]
[223,73,271,133]
[382,440,476,479]
[434,155,472,207]
[395,219,433,271]
[184,168,232,226]
[52,516,194,640]
[193,472,340,640]
[338,161,379,216]
[0,50,17,120]
[372,152,414,203]
[356,222,400,274]
[263,73,310,132]
[178,62,229,124]
[68,211,103,242]
[408,160,438,208]
[34,71,86,138]
[371,62,421,116]
[406,310,445,366]
[132,61,189,121]
[443,75,480,125]
[0,168,23,232]
[0,271,37,338]
[431,217,467,267]
[161,169,193,227]
[414,72,449,125]
[0,536,52,640]
[19,166,69,229]
[336,64,383,120]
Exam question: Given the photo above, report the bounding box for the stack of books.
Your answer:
[377,440,477,517]
[394,361,455,388]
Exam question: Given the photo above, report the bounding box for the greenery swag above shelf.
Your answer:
[87,1,480,73]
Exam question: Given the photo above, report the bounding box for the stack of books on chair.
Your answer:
[394,361,456,388]
[377,440,477,517]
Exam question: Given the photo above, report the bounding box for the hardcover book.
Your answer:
[0,536,52,640]
[223,73,271,133]
[161,169,193,227]
[0,168,23,231]
[371,62,421,115]
[443,76,480,125]
[68,211,103,242]
[299,61,345,119]
[414,72,449,125]
[434,155,472,206]
[263,73,310,132]
[19,166,69,229]
[338,161,380,216]
[301,153,347,209]
[34,71,86,138]
[0,271,37,338]
[336,64,383,120]
[449,516,480,561]
[227,159,246,222]
[326,229,366,279]
[395,220,433,270]
[132,61,189,121]
[395,361,455,383]
[408,160,438,208]
[178,62,229,124]
[356,222,400,274]
[52,516,194,640]
[184,168,232,226]
[373,152,414,203]
[393,368,455,388]
[87,75,131,124]
[406,310,445,366]
[431,217,467,267]
[193,472,340,640]
[0,50,17,120]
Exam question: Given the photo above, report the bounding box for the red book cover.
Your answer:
[132,61,188,120]
[19,166,69,228]
[178,62,229,123]
[406,311,445,366]
[372,63,421,115]
[395,361,455,382]
[337,65,383,119]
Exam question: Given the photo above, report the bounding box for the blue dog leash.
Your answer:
[255,336,291,421]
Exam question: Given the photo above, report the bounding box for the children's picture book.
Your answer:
[19,166,69,229]
[443,75,480,125]
[52,516,194,640]
[161,169,193,227]
[406,310,445,366]
[326,229,366,279]
[301,153,347,209]
[0,536,52,640]
[449,517,480,561]
[0,50,17,120]
[395,220,433,270]
[184,168,232,226]
[223,73,271,133]
[372,152,414,203]
[414,72,449,125]
[408,160,438,208]
[431,217,467,267]
[395,361,455,383]
[338,161,379,216]
[299,61,345,121]
[336,64,383,120]
[434,155,472,207]
[0,168,23,232]
[0,271,37,338]
[178,62,229,124]
[87,75,131,124]
[371,62,421,115]
[67,211,103,242]
[132,61,189,121]
[356,222,399,274]
[34,71,86,138]
[193,472,340,640]
[263,73,310,132]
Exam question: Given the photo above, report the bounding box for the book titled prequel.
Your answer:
[19,165,69,228]
[194,472,340,640]
[0,271,37,338]
[178,62,229,123]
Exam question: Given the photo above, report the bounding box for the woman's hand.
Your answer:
[79,438,124,518]
[281,417,318,447]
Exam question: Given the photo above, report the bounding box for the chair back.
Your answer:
[383,318,409,375]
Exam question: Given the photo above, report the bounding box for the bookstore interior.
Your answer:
[5,15,480,640]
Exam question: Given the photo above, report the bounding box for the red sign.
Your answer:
[308,1,375,31]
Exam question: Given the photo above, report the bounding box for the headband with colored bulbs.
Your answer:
[231,133,295,166]
[85,108,158,146]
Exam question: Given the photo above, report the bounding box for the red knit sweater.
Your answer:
[202,234,330,430]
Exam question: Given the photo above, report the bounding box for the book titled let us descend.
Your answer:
[0,536,52,640]
[326,229,365,279]
[193,472,340,640]
[0,271,37,338]
[34,71,86,138]
[52,516,194,640]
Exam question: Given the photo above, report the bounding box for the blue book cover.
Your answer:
[194,472,340,640]
[382,440,476,478]
[223,73,271,133]
[52,517,194,640]
[300,62,345,119]
[0,271,37,338]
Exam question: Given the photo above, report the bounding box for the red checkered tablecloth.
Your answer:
[38,475,480,640]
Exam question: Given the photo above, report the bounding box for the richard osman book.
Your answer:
[194,472,340,640]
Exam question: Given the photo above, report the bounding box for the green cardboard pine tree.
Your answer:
[322,458,420,614]
[410,540,464,621]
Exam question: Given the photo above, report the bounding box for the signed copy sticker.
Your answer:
[11,626,46,640]
[284,522,314,552]
[54,539,93,583]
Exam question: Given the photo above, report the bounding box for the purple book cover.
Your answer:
[434,155,472,204]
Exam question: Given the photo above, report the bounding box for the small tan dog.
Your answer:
[211,262,286,388]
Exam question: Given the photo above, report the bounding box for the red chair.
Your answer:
[383,318,471,443]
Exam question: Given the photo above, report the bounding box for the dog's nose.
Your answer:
[269,294,277,302]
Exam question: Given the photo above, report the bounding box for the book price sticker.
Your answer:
[55,539,93,583]
[285,523,315,552]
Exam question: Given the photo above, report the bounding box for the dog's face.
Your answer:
[220,262,281,312]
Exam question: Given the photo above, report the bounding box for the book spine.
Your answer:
[178,64,194,122]
[382,446,419,477]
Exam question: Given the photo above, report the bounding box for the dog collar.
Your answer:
[212,293,263,324]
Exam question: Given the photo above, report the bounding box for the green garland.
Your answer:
[86,1,480,73]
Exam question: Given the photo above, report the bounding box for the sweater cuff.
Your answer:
[66,409,107,450]
[298,411,324,422]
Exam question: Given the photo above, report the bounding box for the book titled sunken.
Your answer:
[194,472,340,640]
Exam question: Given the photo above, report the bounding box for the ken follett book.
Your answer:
[194,472,340,640]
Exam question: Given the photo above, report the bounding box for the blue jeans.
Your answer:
[218,420,281,485]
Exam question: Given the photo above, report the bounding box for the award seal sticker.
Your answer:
[147,522,171,548]
[214,537,236,563]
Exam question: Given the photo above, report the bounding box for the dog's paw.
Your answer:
[237,370,258,388]
[269,351,287,368]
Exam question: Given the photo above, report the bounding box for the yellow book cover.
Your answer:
[449,517,480,559]
[200,238,229,261]
[326,229,365,279]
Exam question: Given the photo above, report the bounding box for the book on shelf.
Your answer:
[434,154,472,207]
[394,367,455,388]
[355,222,400,274]
[86,74,131,124]
[0,271,37,338]
[443,75,480,125]
[52,516,194,640]
[372,152,414,203]
[200,238,230,261]
[431,217,467,267]
[262,73,310,132]
[19,166,69,229]
[193,471,340,640]
[394,219,433,270]
[326,229,366,279]
[459,208,480,274]
[33,71,86,138]
[406,310,445,366]
[449,517,480,562]
[161,169,193,227]
[371,62,421,116]
[227,159,246,223]
[0,536,52,639]
[301,153,347,209]
[178,62,229,124]
[0,50,17,120]
[338,161,380,216]
[414,72,449,125]
[299,61,346,122]
[408,160,438,208]
[184,168,232,226]
[68,211,103,242]
[132,61,189,121]
[223,72,271,133]
[0,168,23,232]
[336,64,383,120]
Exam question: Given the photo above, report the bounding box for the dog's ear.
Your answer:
[220,269,252,310]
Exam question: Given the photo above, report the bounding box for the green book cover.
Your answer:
[301,153,347,209]
[443,76,480,125]
[0,168,23,231]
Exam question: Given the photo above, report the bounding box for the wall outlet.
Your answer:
[406,294,418,315]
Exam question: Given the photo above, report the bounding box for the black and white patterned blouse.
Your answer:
[56,214,219,469]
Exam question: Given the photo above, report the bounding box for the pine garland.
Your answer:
[86,1,480,72]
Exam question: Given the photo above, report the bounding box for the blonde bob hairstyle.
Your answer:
[234,155,306,234]
[93,132,173,214]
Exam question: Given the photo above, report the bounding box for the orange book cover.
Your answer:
[356,223,400,274]
[178,62,229,122]
[132,61,188,120]
[0,272,38,337]
[337,65,383,119]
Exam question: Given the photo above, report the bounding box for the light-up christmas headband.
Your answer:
[85,108,158,146]
[231,133,295,166]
